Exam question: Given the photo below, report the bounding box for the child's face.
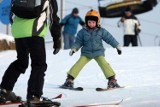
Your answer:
[87,20,96,28]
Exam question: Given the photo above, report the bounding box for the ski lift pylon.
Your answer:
[98,0,159,18]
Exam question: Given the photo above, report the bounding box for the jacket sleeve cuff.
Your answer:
[116,44,121,50]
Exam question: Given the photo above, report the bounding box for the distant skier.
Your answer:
[61,9,122,89]
[60,8,85,50]
[117,6,141,46]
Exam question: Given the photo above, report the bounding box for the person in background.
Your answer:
[60,7,85,50]
[61,9,122,89]
[118,6,141,46]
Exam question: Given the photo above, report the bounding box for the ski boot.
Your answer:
[60,75,74,89]
[27,95,40,104]
[22,95,60,107]
[107,76,120,89]
[0,88,21,103]
[0,94,6,104]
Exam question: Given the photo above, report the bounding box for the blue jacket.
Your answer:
[72,27,119,58]
[60,14,84,36]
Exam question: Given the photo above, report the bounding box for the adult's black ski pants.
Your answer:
[0,36,47,99]
[124,35,138,46]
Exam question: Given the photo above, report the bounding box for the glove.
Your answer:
[53,48,60,55]
[117,49,122,55]
[135,29,141,36]
[120,17,125,22]
[52,37,61,55]
[116,45,122,55]
[50,24,62,55]
[69,49,76,56]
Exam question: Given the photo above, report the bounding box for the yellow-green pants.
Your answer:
[68,56,115,79]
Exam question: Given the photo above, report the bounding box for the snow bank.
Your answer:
[0,33,15,51]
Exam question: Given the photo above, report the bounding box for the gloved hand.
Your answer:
[69,49,76,56]
[53,48,60,55]
[120,17,125,22]
[117,49,122,55]
[116,45,122,55]
[50,24,62,55]
[52,37,61,55]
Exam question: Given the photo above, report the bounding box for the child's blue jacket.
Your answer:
[72,27,119,58]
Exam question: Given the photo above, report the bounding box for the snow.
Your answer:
[0,33,14,45]
[0,33,14,41]
[0,42,160,107]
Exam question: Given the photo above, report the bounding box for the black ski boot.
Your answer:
[60,75,74,89]
[0,88,21,103]
[23,95,61,107]
[27,95,40,103]
[107,76,120,89]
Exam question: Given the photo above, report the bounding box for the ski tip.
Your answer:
[96,86,125,91]
[59,86,83,91]
[54,94,63,99]
[52,94,63,99]
[76,87,83,91]
[96,88,104,91]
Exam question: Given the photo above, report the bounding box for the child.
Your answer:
[61,9,122,89]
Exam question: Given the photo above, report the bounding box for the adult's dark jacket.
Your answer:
[10,0,61,48]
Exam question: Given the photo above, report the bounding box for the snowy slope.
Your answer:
[0,44,160,107]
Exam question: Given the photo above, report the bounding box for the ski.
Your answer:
[96,86,125,91]
[0,94,62,107]
[19,95,61,107]
[59,86,83,91]
[51,94,62,100]
[0,102,21,106]
[73,99,123,107]
[19,100,60,107]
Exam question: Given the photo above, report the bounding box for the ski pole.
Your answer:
[138,34,142,46]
